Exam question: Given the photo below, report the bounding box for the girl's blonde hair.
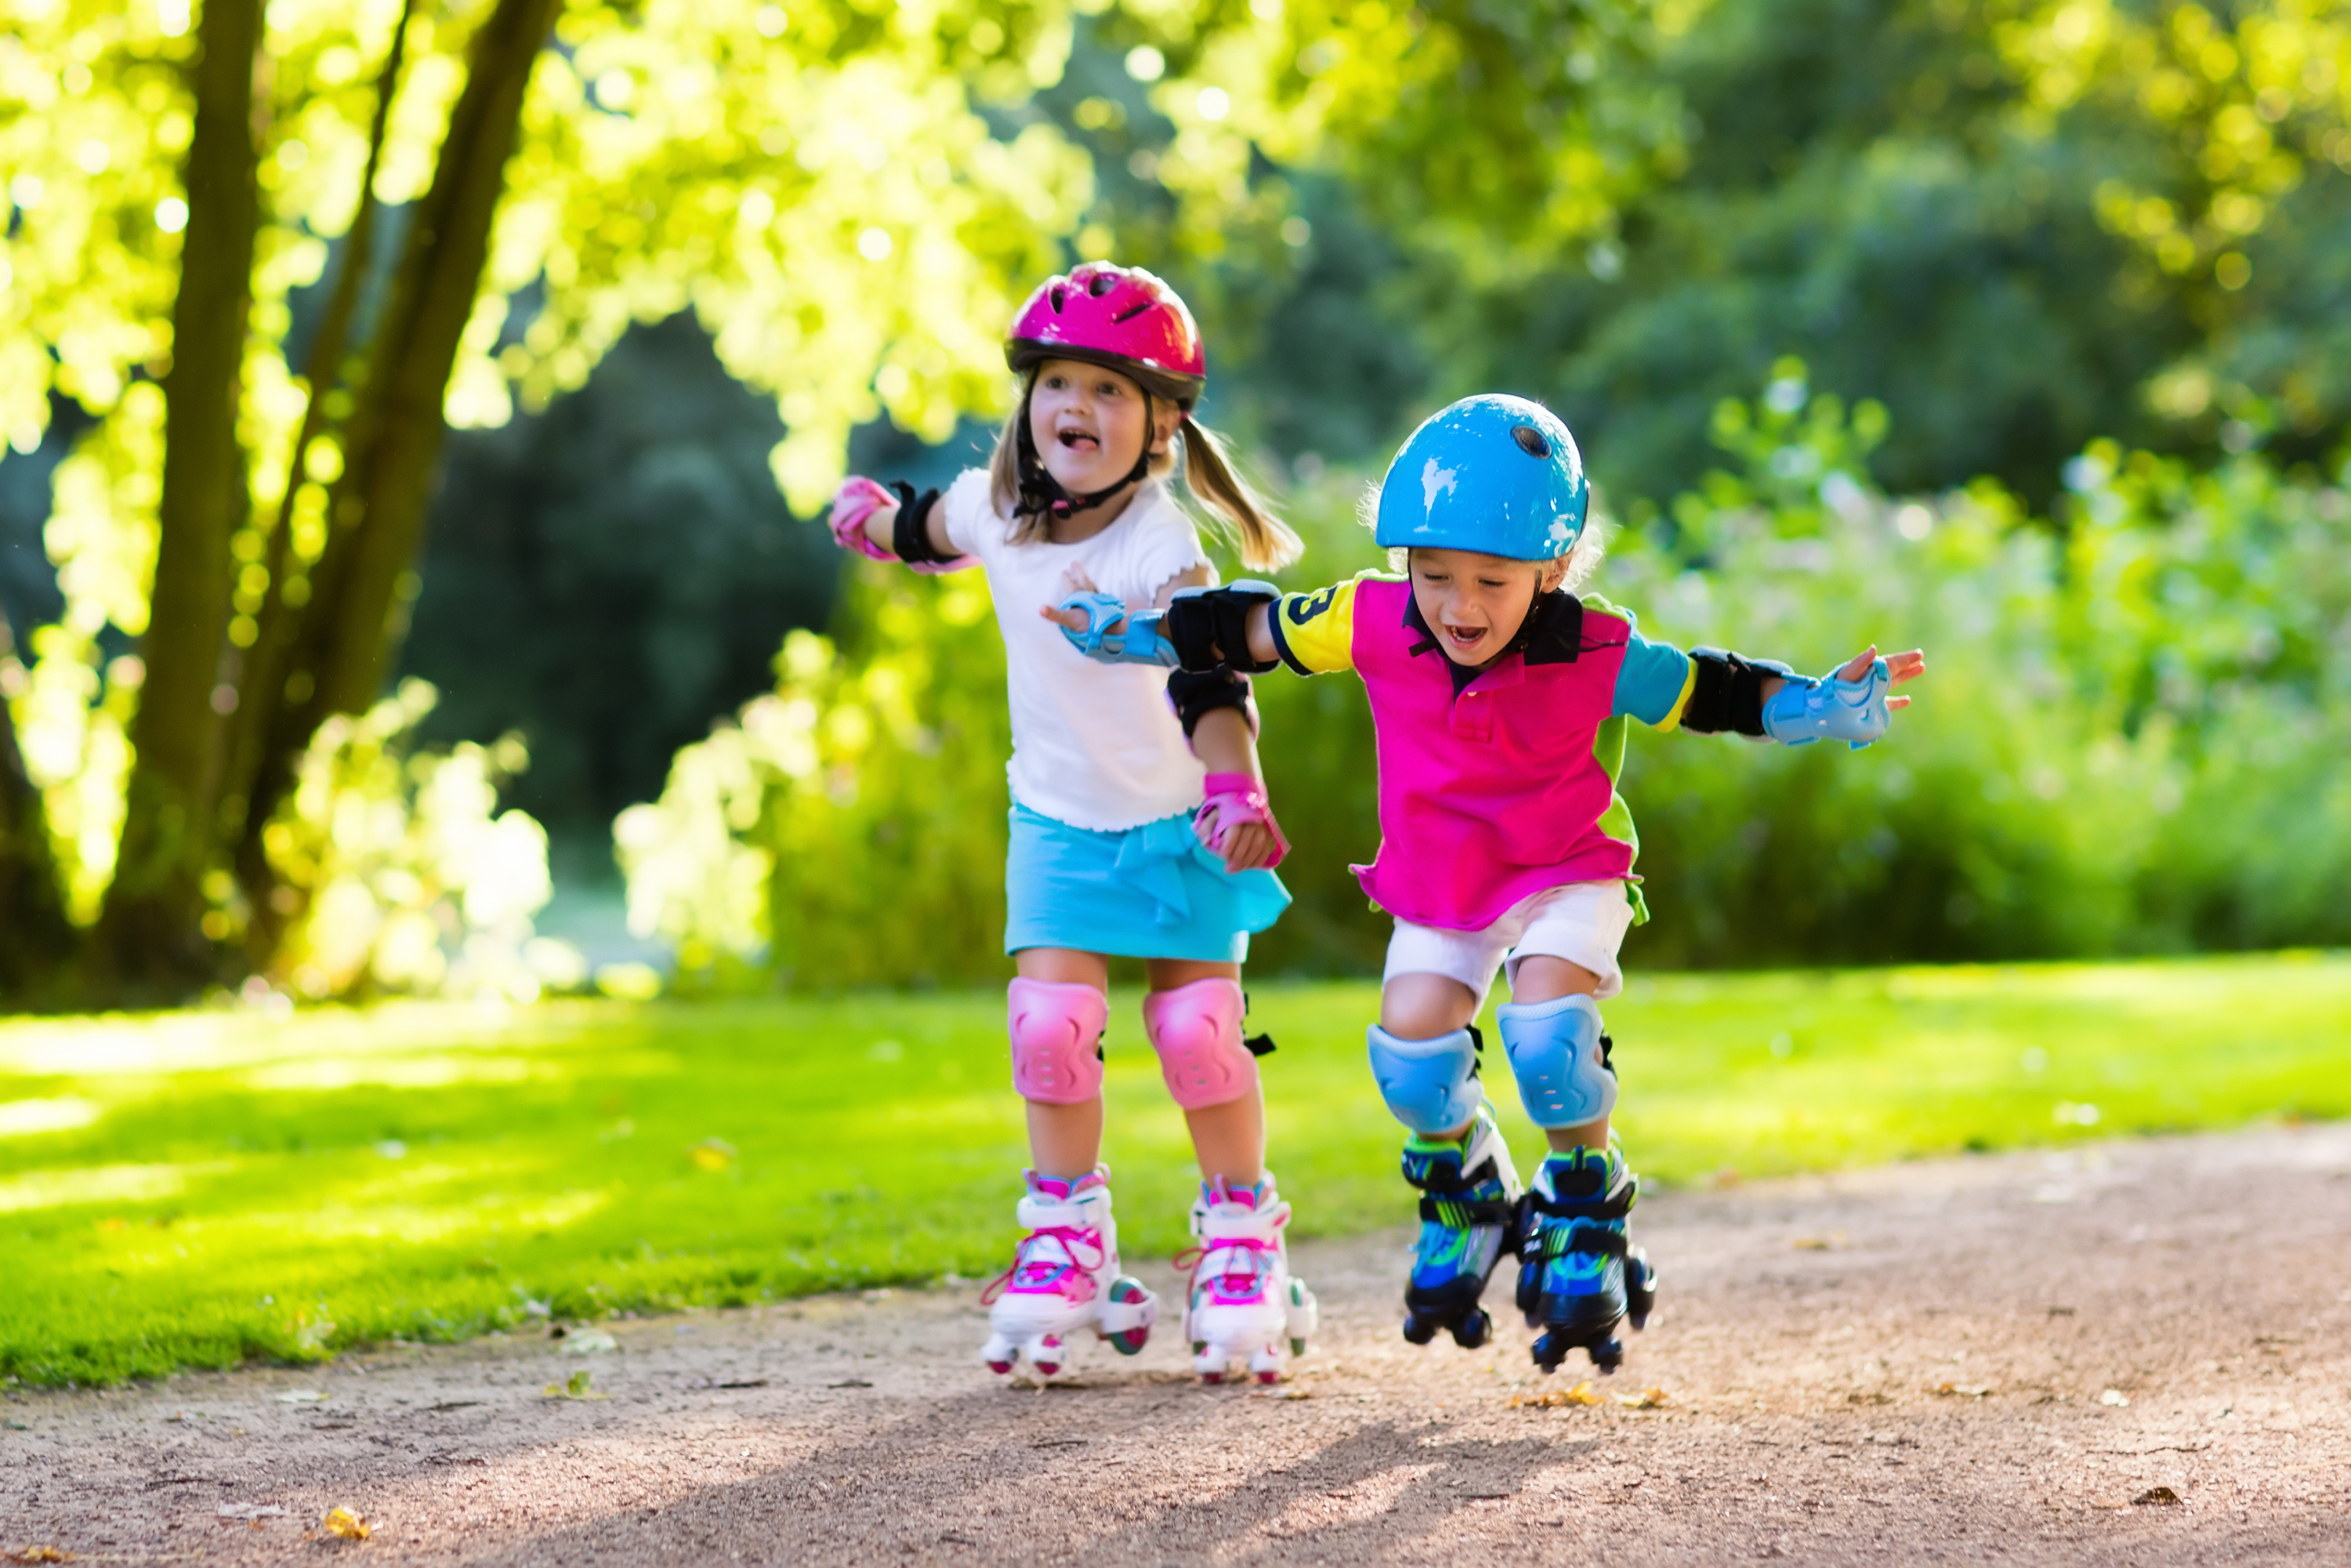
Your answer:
[1360,480,1609,592]
[987,374,1303,574]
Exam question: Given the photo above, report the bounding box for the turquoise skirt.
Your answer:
[1003,802,1291,962]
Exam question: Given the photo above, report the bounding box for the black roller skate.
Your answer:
[1398,1106,1523,1350]
[1516,1143,1657,1374]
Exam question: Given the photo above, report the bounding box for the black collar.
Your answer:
[1403,588,1588,686]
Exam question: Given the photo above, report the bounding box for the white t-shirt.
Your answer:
[937,469,1212,831]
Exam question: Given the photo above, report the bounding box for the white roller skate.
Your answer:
[979,1168,1157,1381]
[1179,1174,1319,1385]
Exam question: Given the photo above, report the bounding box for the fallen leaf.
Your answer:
[275,1389,326,1403]
[2132,1487,2181,1506]
[540,1370,606,1400]
[1509,1381,1605,1409]
[1933,1382,1994,1397]
[689,1138,737,1171]
[323,1508,370,1539]
[1615,1387,1670,1409]
[1790,1234,1844,1251]
[2098,1389,2130,1407]
[9,1548,72,1563]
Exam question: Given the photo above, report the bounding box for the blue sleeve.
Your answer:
[1611,622,1697,730]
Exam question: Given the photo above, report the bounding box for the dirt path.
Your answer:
[5,1124,2349,1566]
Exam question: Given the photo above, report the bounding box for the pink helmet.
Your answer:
[1005,262,1206,405]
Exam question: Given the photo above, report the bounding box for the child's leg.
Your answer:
[1367,926,1525,1351]
[1145,956,1317,1382]
[1494,885,1655,1375]
[1012,947,1110,1179]
[1505,955,1611,1155]
[1143,957,1261,1186]
[985,947,1157,1378]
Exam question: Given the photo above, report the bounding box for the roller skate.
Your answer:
[1179,1174,1319,1384]
[1516,1143,1657,1375]
[1398,1104,1523,1350]
[979,1168,1157,1380]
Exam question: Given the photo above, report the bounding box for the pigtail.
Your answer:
[1177,415,1303,574]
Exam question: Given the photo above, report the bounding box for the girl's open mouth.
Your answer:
[1056,429,1099,451]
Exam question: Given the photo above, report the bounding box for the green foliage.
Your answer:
[4,954,2346,1385]
[617,562,1010,989]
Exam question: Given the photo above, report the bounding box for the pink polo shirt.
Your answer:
[1266,574,1697,932]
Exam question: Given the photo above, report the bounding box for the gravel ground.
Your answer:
[5,1124,2349,1566]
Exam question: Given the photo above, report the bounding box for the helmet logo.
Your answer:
[1420,457,1458,513]
[1511,425,1550,458]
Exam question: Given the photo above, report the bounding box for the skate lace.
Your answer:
[1174,1236,1277,1304]
[978,1224,1107,1306]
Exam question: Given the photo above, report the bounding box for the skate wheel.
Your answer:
[1400,1314,1437,1346]
[1290,1336,1308,1357]
[1254,1370,1278,1386]
[1103,1277,1153,1356]
[1452,1308,1492,1350]
[986,1360,1012,1375]
[1201,1371,1224,1385]
[1530,1331,1567,1373]
[1588,1338,1625,1373]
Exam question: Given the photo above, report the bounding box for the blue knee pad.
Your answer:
[1497,994,1616,1128]
[1367,1025,1484,1135]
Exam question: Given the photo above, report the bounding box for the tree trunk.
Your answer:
[221,0,417,953]
[95,0,265,991]
[234,0,558,952]
[0,608,78,1006]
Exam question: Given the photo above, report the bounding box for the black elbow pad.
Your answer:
[1162,581,1281,674]
[1166,669,1255,738]
[1682,648,1796,737]
[889,482,950,564]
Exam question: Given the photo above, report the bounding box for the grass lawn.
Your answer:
[3,952,2347,1386]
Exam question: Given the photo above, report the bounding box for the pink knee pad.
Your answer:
[1007,978,1107,1105]
[1143,977,1258,1110]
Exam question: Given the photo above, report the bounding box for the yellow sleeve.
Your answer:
[1267,578,1362,675]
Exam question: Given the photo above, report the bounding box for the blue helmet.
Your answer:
[1373,394,1588,560]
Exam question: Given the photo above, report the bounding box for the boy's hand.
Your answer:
[1759,645,1926,748]
[1838,645,1926,708]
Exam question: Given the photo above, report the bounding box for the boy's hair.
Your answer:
[987,372,1303,573]
[1359,480,1608,591]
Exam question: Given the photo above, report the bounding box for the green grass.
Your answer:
[3,953,2347,1386]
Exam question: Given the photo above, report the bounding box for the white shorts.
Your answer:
[1383,882,1636,1006]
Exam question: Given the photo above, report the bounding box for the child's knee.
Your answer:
[1008,977,1107,1104]
[1379,972,1480,1040]
[1496,993,1616,1127]
[1143,976,1258,1110]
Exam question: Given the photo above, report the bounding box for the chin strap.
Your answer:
[1015,389,1157,521]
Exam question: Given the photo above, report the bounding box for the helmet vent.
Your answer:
[1050,285,1067,312]
[1511,425,1551,458]
[1110,302,1153,324]
[1089,270,1119,296]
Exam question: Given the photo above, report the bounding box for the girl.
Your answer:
[1054,393,1926,1376]
[827,262,1320,1385]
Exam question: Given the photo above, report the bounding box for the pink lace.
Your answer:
[979,1225,1106,1306]
[1176,1235,1278,1307]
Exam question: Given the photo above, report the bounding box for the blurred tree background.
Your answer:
[4,0,2349,1006]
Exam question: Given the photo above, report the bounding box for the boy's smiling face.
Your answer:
[1407,546,1563,667]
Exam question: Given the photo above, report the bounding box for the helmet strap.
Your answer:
[1014,388,1157,523]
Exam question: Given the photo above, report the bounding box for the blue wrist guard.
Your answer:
[1056,592,1177,667]
[1760,657,1893,749]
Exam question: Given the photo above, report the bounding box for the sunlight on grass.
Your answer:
[3,954,2346,1386]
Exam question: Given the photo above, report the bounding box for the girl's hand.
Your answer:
[830,476,898,562]
[1196,772,1288,871]
[1214,819,1277,872]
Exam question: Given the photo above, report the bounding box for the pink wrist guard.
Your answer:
[829,476,898,563]
[1195,770,1288,871]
